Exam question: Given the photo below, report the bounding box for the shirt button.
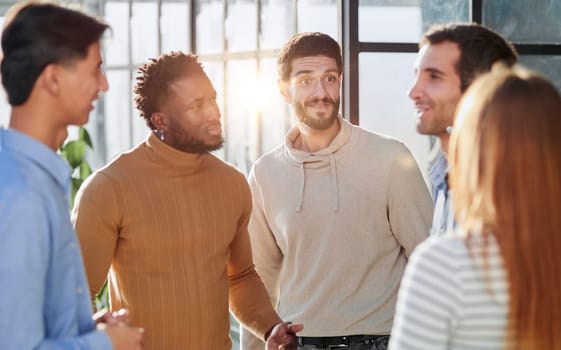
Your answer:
[70,242,77,248]
[76,287,83,294]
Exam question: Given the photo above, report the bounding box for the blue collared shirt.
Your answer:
[0,128,112,349]
[428,149,454,236]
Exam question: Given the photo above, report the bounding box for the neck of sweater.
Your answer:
[143,133,208,175]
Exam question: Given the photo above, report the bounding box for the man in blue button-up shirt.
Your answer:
[0,2,143,349]
[408,23,518,236]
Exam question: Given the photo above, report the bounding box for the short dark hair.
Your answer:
[1,2,109,106]
[277,32,342,81]
[421,23,518,91]
[134,51,206,130]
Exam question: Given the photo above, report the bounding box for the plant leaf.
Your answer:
[79,127,93,148]
[62,140,86,168]
[70,178,83,209]
[79,162,92,179]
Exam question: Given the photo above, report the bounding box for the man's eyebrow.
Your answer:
[294,68,339,76]
[423,67,446,76]
[184,92,217,107]
[294,69,313,76]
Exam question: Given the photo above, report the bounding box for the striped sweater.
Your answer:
[389,232,509,350]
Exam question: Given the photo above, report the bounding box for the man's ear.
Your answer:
[39,64,63,96]
[277,79,292,104]
[151,112,168,131]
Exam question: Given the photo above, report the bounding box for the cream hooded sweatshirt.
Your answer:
[241,116,433,348]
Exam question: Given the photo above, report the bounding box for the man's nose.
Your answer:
[205,101,221,121]
[408,77,422,100]
[311,80,328,99]
[98,70,109,92]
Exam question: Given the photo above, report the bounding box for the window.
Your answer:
[1,0,560,168]
[96,0,341,175]
[355,0,469,183]
[350,0,561,182]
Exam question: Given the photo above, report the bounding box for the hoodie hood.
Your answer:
[283,116,352,212]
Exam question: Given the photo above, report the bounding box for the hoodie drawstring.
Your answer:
[296,162,305,212]
[295,155,339,212]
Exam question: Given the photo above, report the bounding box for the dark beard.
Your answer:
[176,136,224,153]
[166,127,224,154]
[295,97,339,130]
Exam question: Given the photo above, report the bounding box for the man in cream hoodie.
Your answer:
[241,32,433,350]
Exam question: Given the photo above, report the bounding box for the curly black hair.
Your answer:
[134,51,205,130]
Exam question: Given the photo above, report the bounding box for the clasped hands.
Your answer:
[94,308,144,350]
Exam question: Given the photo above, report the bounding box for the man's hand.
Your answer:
[95,308,143,349]
[94,308,130,326]
[265,322,304,350]
[104,323,144,350]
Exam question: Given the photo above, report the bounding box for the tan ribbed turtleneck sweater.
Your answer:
[72,134,281,349]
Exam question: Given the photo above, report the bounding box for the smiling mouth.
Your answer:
[89,96,99,109]
[414,104,432,115]
[308,102,333,110]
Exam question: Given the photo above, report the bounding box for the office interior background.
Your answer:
[0,0,560,348]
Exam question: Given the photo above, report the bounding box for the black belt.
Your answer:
[298,334,389,347]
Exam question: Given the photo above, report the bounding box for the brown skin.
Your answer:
[150,73,224,153]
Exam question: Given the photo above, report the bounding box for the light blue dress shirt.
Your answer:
[0,128,112,349]
[428,149,454,236]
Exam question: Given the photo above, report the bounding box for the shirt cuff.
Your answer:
[83,329,113,350]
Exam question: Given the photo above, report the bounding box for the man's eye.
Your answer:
[202,98,217,108]
[298,78,311,86]
[187,98,216,111]
[325,75,337,83]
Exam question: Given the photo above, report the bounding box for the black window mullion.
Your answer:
[470,0,483,23]
[341,0,359,125]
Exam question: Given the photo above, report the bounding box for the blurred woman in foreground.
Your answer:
[388,66,561,349]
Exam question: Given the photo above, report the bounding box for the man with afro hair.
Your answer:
[73,51,302,349]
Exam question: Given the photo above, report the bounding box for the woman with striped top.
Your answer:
[389,66,561,350]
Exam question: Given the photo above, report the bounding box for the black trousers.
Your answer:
[296,334,390,350]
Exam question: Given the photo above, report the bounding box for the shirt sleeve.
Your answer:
[388,237,462,350]
[0,190,113,350]
[239,165,286,350]
[227,171,281,343]
[388,143,433,257]
[72,172,120,304]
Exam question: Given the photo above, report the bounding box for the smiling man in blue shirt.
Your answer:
[0,2,142,349]
[408,23,518,236]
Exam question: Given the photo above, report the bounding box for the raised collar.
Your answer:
[0,127,71,195]
[284,115,352,166]
[143,132,208,174]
